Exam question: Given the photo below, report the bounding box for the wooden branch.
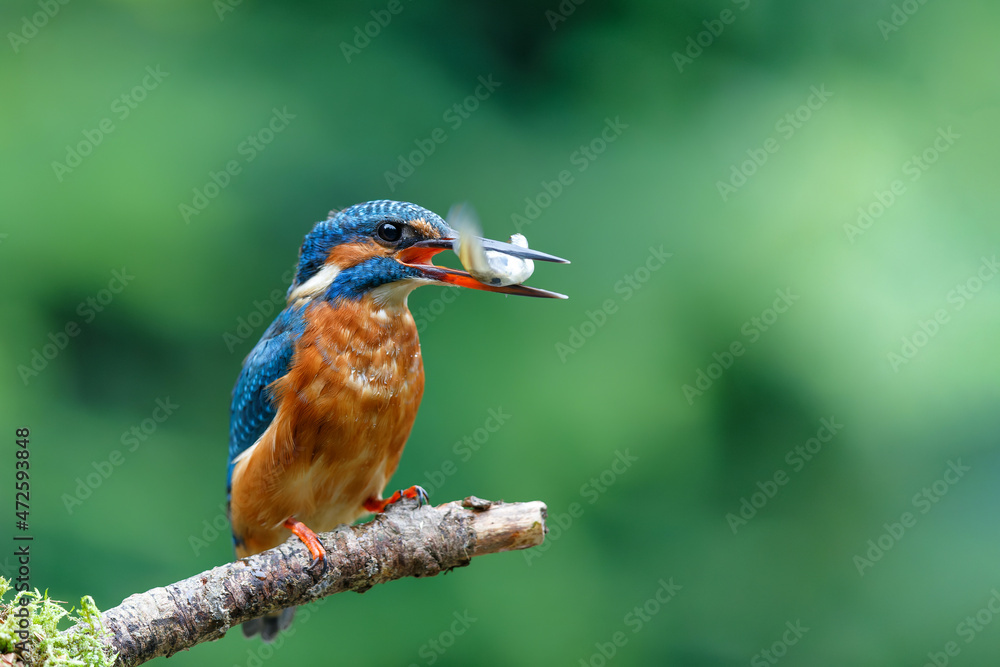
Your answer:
[72,498,546,667]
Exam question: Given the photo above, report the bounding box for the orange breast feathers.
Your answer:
[229,297,424,557]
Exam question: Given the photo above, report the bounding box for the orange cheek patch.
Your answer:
[326,240,389,270]
[409,218,441,239]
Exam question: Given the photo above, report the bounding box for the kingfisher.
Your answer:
[227,200,567,640]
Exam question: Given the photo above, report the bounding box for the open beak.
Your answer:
[397,237,569,299]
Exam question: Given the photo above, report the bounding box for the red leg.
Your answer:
[363,485,429,513]
[283,516,326,566]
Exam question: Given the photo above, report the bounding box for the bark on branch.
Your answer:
[73,498,546,667]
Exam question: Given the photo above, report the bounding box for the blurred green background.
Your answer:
[3,0,1000,665]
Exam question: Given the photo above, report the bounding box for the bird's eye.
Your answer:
[376,221,403,243]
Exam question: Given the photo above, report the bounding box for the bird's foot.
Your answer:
[283,516,327,571]
[363,485,429,513]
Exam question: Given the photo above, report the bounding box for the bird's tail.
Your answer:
[242,606,295,642]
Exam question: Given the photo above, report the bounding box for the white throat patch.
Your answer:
[287,263,342,305]
[368,277,434,308]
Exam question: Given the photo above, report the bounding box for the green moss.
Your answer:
[0,577,116,666]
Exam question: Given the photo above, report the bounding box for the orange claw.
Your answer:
[283,516,326,565]
[363,485,429,513]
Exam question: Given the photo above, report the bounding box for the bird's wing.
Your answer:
[227,306,305,490]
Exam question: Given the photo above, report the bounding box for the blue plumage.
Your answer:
[292,201,448,288]
[227,305,306,492]
[324,256,425,302]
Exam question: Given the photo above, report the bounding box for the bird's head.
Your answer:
[287,200,567,307]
